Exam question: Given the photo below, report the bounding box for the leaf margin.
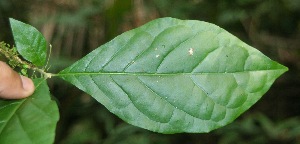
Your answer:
[58,17,288,133]
[9,18,47,66]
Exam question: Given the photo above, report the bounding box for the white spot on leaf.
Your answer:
[188,48,194,55]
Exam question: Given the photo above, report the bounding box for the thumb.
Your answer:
[0,61,35,99]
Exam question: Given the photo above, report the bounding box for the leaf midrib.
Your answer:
[0,100,24,133]
[57,68,287,77]
[0,80,44,136]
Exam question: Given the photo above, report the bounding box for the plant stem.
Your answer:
[0,41,53,79]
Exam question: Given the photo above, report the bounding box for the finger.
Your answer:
[0,61,35,99]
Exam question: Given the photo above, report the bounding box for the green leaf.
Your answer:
[0,79,59,144]
[58,17,288,133]
[10,18,47,66]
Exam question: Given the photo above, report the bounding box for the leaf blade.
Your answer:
[58,17,288,133]
[0,79,59,144]
[10,18,47,66]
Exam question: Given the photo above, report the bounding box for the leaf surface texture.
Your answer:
[10,18,47,66]
[0,79,59,143]
[59,17,288,133]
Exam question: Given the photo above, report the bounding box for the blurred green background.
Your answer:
[1,0,300,143]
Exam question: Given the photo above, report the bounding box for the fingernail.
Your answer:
[20,76,35,94]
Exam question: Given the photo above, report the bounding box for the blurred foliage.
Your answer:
[216,113,300,144]
[0,0,299,143]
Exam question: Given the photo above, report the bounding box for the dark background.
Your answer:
[0,0,299,143]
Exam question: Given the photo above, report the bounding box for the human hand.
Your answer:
[0,61,35,99]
